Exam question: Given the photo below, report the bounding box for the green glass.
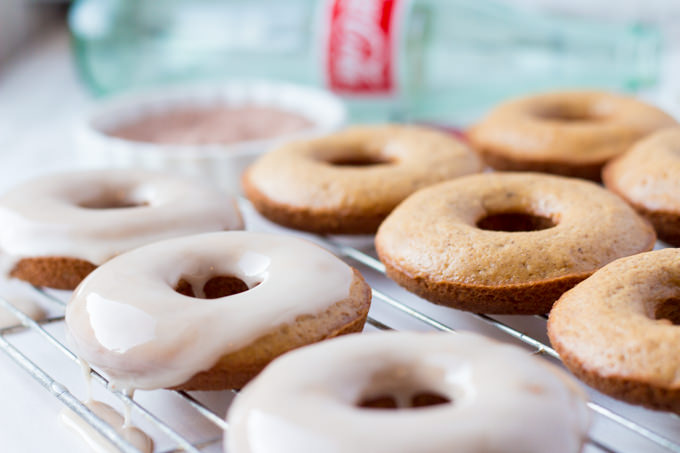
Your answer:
[69,0,661,123]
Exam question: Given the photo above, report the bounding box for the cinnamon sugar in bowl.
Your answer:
[77,81,347,194]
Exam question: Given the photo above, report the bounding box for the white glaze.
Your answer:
[0,295,46,329]
[60,401,153,453]
[0,169,243,268]
[65,231,354,390]
[227,331,590,453]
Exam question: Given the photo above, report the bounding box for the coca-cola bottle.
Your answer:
[69,0,661,123]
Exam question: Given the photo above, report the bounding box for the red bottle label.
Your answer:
[325,0,400,96]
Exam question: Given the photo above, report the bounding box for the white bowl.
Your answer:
[76,81,347,194]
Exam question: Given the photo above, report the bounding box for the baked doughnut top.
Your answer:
[604,127,680,213]
[377,172,655,286]
[375,172,655,313]
[470,91,676,164]
[468,91,676,180]
[243,124,482,234]
[548,248,680,412]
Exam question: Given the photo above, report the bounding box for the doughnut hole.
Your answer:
[78,190,148,209]
[321,144,396,167]
[328,155,394,166]
[477,212,556,232]
[649,297,680,326]
[356,365,454,410]
[358,392,451,409]
[174,275,251,299]
[532,102,609,123]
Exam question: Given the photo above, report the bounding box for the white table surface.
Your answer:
[1,22,680,453]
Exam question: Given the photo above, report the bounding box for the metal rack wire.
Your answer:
[1,208,679,453]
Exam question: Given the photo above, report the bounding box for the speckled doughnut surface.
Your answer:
[243,125,483,234]
[375,172,656,314]
[468,91,676,180]
[548,249,680,413]
[603,128,680,246]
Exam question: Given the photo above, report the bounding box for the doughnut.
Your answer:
[226,331,590,453]
[375,172,656,314]
[65,231,371,390]
[548,249,680,413]
[468,91,676,181]
[603,128,680,246]
[0,169,243,289]
[243,125,483,234]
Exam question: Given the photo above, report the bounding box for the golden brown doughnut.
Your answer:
[243,125,483,234]
[375,172,656,314]
[548,249,680,413]
[468,91,676,180]
[603,127,680,246]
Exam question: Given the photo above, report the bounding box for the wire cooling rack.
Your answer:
[0,200,679,453]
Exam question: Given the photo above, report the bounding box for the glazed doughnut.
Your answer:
[548,249,680,413]
[0,169,243,289]
[468,91,676,180]
[603,128,680,246]
[375,172,656,314]
[226,331,590,453]
[65,231,371,390]
[243,125,483,234]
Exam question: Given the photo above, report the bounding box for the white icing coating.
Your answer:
[60,401,153,453]
[0,169,243,267]
[0,295,46,329]
[227,332,590,453]
[65,231,354,390]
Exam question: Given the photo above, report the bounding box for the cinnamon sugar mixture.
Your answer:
[109,106,313,145]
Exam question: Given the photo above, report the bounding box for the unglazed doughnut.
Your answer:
[243,125,483,234]
[548,249,680,413]
[226,331,590,453]
[375,172,656,314]
[468,91,676,180]
[66,231,371,390]
[603,128,680,246]
[0,169,243,289]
